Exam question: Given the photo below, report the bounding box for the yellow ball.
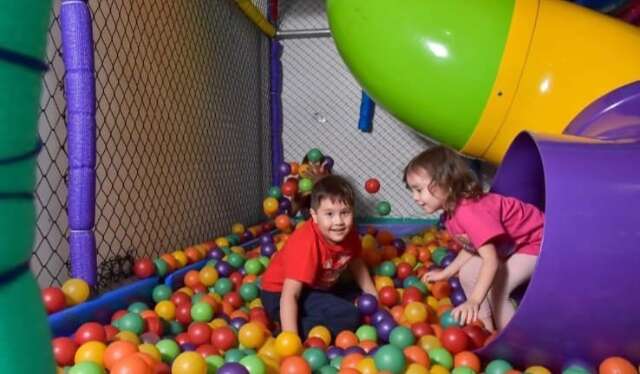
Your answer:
[115,331,140,344]
[437,298,452,307]
[374,276,394,291]
[404,302,428,324]
[260,354,281,370]
[430,364,451,374]
[172,251,188,267]
[209,318,228,329]
[361,234,378,251]
[274,331,302,358]
[62,278,90,306]
[75,341,107,365]
[426,296,439,310]
[155,300,176,320]
[401,253,418,267]
[263,197,279,215]
[239,322,267,349]
[199,266,219,286]
[249,299,263,308]
[411,236,425,245]
[177,287,194,297]
[276,241,285,251]
[172,351,207,374]
[406,363,430,374]
[418,335,441,352]
[139,343,161,361]
[215,237,230,248]
[525,366,552,374]
[307,326,332,346]
[231,246,245,255]
[232,223,246,236]
[357,357,378,374]
[258,337,280,363]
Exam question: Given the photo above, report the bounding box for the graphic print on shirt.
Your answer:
[316,253,352,289]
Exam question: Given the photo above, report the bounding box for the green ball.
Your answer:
[298,178,314,193]
[192,292,206,304]
[374,344,406,374]
[152,284,172,303]
[452,367,477,374]
[227,234,241,246]
[227,253,245,268]
[156,339,181,363]
[562,366,592,374]
[410,282,428,295]
[330,356,343,370]
[240,354,266,374]
[191,302,214,322]
[68,362,105,374]
[303,348,328,371]
[402,276,420,289]
[127,301,149,314]
[205,355,225,372]
[431,247,449,266]
[389,326,415,349]
[379,261,396,277]
[214,278,233,296]
[439,310,460,328]
[318,365,338,374]
[258,256,270,268]
[376,201,392,216]
[356,325,378,342]
[154,258,169,276]
[244,259,264,275]
[307,148,324,162]
[115,312,144,334]
[221,247,231,255]
[169,320,184,335]
[428,347,453,369]
[239,283,259,302]
[267,186,282,199]
[225,348,247,362]
[484,359,513,374]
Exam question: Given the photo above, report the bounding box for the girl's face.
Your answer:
[405,167,448,214]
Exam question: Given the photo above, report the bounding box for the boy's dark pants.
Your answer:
[260,285,360,338]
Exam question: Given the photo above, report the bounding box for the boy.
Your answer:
[260,175,378,337]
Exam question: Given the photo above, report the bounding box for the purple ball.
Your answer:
[375,318,397,342]
[392,238,406,253]
[180,343,196,351]
[260,233,273,245]
[448,277,462,290]
[230,317,247,330]
[278,162,292,176]
[278,197,292,215]
[218,363,250,374]
[260,242,276,257]
[356,293,378,316]
[326,346,344,359]
[322,156,334,172]
[215,261,233,277]
[450,289,467,307]
[238,268,247,276]
[368,346,379,356]
[209,248,225,261]
[371,310,392,326]
[241,231,254,242]
[393,278,403,288]
[140,332,159,344]
[441,255,455,268]
[344,346,366,355]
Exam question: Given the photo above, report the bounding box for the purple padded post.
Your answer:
[270,40,284,185]
[61,0,97,285]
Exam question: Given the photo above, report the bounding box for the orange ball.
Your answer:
[184,270,202,289]
[335,331,359,349]
[290,162,300,175]
[103,341,139,370]
[110,353,153,374]
[404,345,430,367]
[341,353,365,369]
[280,356,311,374]
[376,230,395,245]
[274,214,292,232]
[454,351,481,372]
[431,281,451,299]
[599,357,638,374]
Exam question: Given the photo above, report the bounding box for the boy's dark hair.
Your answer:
[310,175,356,211]
[403,145,483,214]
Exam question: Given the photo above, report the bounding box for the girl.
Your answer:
[404,146,543,331]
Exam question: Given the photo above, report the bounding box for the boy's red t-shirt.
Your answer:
[260,220,361,292]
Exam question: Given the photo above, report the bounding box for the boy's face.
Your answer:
[310,197,354,244]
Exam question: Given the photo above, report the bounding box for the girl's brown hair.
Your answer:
[403,145,483,214]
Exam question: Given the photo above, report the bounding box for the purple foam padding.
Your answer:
[480,131,640,371]
[565,81,640,141]
[270,40,284,185]
[61,0,97,285]
[69,230,96,286]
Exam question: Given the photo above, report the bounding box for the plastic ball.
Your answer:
[152,285,173,303]
[307,148,324,162]
[450,289,467,306]
[187,322,212,346]
[224,348,246,363]
[42,287,67,314]
[133,258,155,278]
[299,177,314,193]
[62,278,91,306]
[115,313,145,335]
[378,261,396,277]
[172,351,207,374]
[376,201,392,216]
[239,354,266,374]
[404,302,427,324]
[214,278,234,296]
[267,186,282,199]
[378,286,399,307]
[355,325,378,342]
[303,348,328,371]
[281,179,298,197]
[374,344,406,374]
[428,347,454,370]
[103,341,138,370]
[275,331,303,357]
[156,339,181,363]
[453,351,481,372]
[599,357,637,374]
[410,322,434,338]
[238,322,266,349]
[389,326,415,349]
[68,362,106,374]
[75,322,107,345]
[75,341,107,365]
[244,259,263,275]
[441,327,470,354]
[211,327,237,351]
[218,362,250,374]
[263,197,279,216]
[356,293,378,315]
[323,156,334,172]
[364,178,381,193]
[439,310,460,328]
[484,359,513,374]
[239,283,259,302]
[376,318,397,343]
[53,337,78,366]
[278,162,292,176]
[274,214,292,231]
[308,326,332,346]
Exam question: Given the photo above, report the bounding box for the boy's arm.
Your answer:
[349,258,378,297]
[280,278,304,334]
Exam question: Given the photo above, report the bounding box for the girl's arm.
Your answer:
[468,243,499,304]
[423,249,473,282]
[349,258,378,297]
[280,278,303,334]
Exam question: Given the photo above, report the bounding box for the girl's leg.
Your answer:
[458,256,496,331]
[489,253,538,330]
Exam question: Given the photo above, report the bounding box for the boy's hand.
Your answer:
[421,269,447,283]
[451,300,480,326]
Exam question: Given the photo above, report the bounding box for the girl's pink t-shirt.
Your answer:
[444,193,544,257]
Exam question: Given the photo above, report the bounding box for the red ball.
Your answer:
[104,324,119,342]
[401,287,423,306]
[154,362,171,374]
[378,286,399,307]
[170,291,191,307]
[211,326,237,351]
[364,178,381,194]
[133,258,155,278]
[176,303,193,325]
[196,344,219,359]
[441,327,470,354]
[462,325,490,349]
[304,337,327,349]
[74,322,107,345]
[281,179,299,197]
[42,287,66,314]
[395,263,413,280]
[111,309,128,323]
[411,322,434,338]
[188,322,212,346]
[281,356,312,374]
[229,272,243,289]
[52,337,77,366]
[144,316,165,336]
[175,332,191,346]
[223,292,243,309]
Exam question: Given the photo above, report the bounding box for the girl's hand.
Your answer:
[451,300,480,326]
[421,269,447,283]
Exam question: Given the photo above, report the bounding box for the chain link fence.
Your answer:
[33,0,272,289]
